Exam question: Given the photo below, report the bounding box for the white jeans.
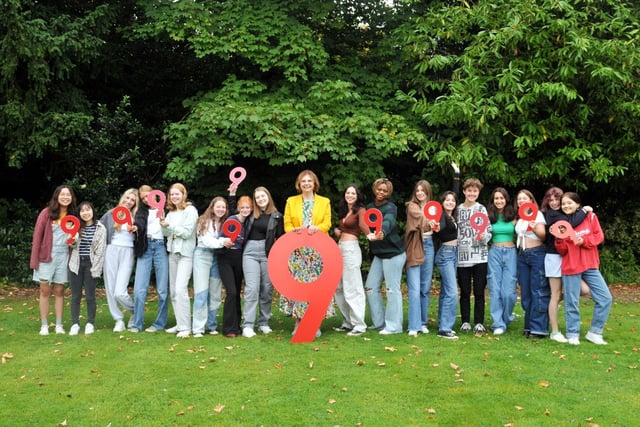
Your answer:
[169,252,193,332]
[103,244,134,321]
[334,241,367,332]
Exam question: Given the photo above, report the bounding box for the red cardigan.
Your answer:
[554,212,604,276]
[30,208,53,270]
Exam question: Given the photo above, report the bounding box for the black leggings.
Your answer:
[457,263,487,325]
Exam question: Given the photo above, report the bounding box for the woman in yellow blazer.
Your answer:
[279,170,334,336]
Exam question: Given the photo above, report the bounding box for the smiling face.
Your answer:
[57,188,73,207]
[213,200,227,219]
[237,199,253,219]
[463,185,479,203]
[254,190,269,210]
[561,196,580,215]
[122,192,138,210]
[344,186,358,206]
[516,191,532,207]
[79,204,94,224]
[415,185,428,203]
[299,174,315,194]
[442,194,456,213]
[548,195,561,211]
[374,182,390,204]
[493,191,507,212]
[169,187,184,206]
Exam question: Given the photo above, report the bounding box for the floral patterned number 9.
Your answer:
[267,231,343,343]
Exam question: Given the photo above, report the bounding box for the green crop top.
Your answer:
[492,215,515,244]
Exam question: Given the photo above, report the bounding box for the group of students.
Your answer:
[30,170,612,345]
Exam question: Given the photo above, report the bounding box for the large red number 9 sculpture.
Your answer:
[267,231,343,343]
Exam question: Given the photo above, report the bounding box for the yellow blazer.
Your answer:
[284,193,332,233]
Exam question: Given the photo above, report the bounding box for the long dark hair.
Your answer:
[338,184,365,219]
[487,187,516,223]
[47,185,77,220]
[440,191,458,221]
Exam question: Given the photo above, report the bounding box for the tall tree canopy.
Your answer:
[398,0,640,191]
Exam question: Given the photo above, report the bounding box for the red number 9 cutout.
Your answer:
[267,231,343,343]
[60,215,80,244]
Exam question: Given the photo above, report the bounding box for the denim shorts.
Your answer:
[33,250,69,284]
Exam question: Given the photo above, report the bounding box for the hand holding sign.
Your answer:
[364,208,383,236]
[228,167,247,192]
[549,220,579,244]
[112,206,133,232]
[267,231,343,343]
[470,212,489,241]
[147,190,166,218]
[423,201,443,232]
[222,218,242,243]
[518,202,538,232]
[60,215,80,244]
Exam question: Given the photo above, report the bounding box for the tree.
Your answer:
[397,0,640,192]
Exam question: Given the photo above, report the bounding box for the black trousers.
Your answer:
[217,249,243,335]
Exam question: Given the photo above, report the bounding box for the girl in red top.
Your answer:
[555,192,612,346]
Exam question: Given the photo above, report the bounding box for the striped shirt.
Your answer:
[79,223,96,257]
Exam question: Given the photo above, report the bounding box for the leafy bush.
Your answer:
[0,199,37,285]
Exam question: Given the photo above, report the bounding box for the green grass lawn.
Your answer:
[1,286,639,426]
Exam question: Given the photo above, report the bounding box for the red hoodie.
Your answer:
[554,212,604,275]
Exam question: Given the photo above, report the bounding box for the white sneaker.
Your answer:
[85,323,95,335]
[493,328,505,336]
[460,322,472,333]
[113,320,125,333]
[193,332,204,338]
[145,326,160,333]
[39,325,49,336]
[379,329,400,335]
[408,330,418,337]
[69,324,80,336]
[208,330,219,335]
[242,327,257,338]
[585,331,607,345]
[259,325,273,334]
[176,330,191,338]
[420,326,429,334]
[567,337,580,345]
[550,332,568,343]
[55,325,65,335]
[165,326,178,334]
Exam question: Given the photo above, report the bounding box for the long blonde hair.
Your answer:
[114,188,139,231]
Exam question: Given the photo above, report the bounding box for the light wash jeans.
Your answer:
[487,245,517,331]
[132,238,169,330]
[192,247,222,334]
[104,244,135,322]
[517,245,550,335]
[365,251,407,333]
[242,240,273,330]
[169,252,193,333]
[563,269,612,339]
[334,240,367,333]
[435,245,458,333]
[406,237,435,332]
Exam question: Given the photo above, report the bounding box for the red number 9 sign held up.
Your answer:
[267,231,343,343]
[112,206,133,232]
[60,215,80,244]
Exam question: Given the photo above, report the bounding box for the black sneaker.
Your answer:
[438,331,459,340]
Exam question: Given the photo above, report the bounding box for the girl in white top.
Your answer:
[161,183,198,338]
[101,188,139,333]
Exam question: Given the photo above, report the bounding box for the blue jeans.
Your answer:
[132,238,169,330]
[192,247,222,334]
[563,269,612,339]
[517,245,550,335]
[487,245,517,331]
[365,252,407,332]
[435,245,458,333]
[406,237,434,332]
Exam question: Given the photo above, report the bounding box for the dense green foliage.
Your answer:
[1,0,639,283]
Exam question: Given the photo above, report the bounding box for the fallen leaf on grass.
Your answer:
[328,399,336,404]
[59,419,67,426]
[376,361,386,367]
[310,377,317,382]
[384,346,397,352]
[426,408,436,414]
[544,409,551,415]
[356,359,365,366]
[450,363,459,370]
[2,353,14,364]
[209,357,217,362]
[538,380,550,388]
[308,361,314,368]
[341,387,348,392]
[224,346,233,351]
[213,404,225,413]
[177,411,185,416]
[274,363,283,369]
[514,405,524,411]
